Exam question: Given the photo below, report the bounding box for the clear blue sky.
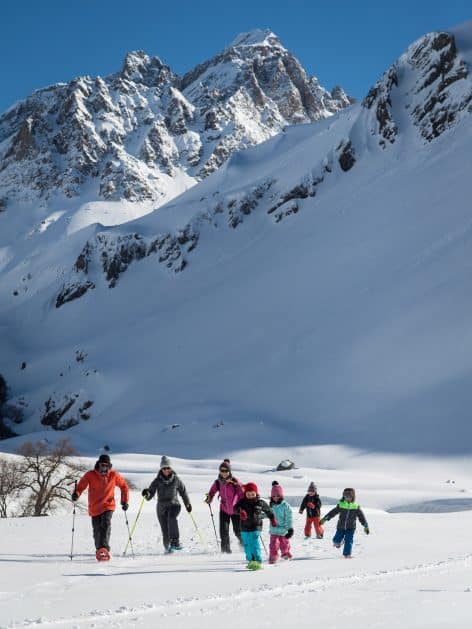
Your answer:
[1,0,471,113]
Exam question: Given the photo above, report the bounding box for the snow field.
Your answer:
[1,449,472,627]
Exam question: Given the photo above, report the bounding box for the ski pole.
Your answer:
[70,481,77,561]
[260,534,269,557]
[207,500,219,547]
[123,496,145,556]
[188,510,208,551]
[123,508,135,558]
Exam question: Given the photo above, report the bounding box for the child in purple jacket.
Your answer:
[205,459,244,553]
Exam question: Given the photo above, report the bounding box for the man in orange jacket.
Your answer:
[72,454,129,560]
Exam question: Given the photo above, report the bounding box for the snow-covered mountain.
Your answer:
[0,29,350,209]
[1,23,471,455]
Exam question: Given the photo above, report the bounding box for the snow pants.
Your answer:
[241,530,262,562]
[269,534,292,562]
[91,510,113,550]
[219,511,241,552]
[333,528,355,556]
[157,502,181,550]
[304,516,324,537]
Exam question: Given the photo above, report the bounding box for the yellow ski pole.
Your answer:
[188,510,208,551]
[123,496,145,556]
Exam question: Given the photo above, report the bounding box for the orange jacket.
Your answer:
[76,469,129,516]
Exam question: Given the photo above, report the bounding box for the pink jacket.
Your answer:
[208,476,244,515]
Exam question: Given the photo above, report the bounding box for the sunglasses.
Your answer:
[219,469,229,474]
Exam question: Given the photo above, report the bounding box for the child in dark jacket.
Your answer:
[299,481,323,539]
[320,487,369,558]
[233,482,276,570]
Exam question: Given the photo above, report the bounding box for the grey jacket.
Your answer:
[148,471,190,506]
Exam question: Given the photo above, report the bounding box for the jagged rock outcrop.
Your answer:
[0,30,351,208]
[361,30,471,148]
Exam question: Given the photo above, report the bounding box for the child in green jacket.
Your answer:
[320,487,369,558]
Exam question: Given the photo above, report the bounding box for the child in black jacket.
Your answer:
[233,482,276,570]
[299,482,323,539]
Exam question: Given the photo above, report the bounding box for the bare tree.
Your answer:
[16,438,83,516]
[0,457,23,517]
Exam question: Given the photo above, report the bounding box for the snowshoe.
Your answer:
[316,534,324,539]
[169,542,183,552]
[96,547,111,562]
[281,553,292,561]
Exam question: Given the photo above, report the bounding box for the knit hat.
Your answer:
[343,487,355,501]
[244,482,258,494]
[307,482,317,493]
[271,480,284,498]
[219,459,231,472]
[160,455,172,469]
[98,454,111,466]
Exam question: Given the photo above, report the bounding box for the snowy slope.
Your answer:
[1,24,472,454]
[2,449,472,628]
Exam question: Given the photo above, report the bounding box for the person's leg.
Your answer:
[91,515,101,549]
[304,517,313,537]
[279,535,292,559]
[240,531,252,561]
[343,529,355,556]
[313,516,324,538]
[168,503,182,547]
[220,511,231,552]
[269,534,280,563]
[101,511,113,551]
[231,513,242,544]
[157,503,170,550]
[248,531,262,563]
[332,529,345,548]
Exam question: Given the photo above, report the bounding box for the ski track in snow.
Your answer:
[8,553,472,628]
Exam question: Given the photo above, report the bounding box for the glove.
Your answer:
[298,509,303,515]
[71,492,78,502]
[307,502,315,509]
[319,518,326,526]
[141,488,151,500]
[239,509,247,521]
[186,504,192,513]
[121,502,129,511]
[270,517,277,527]
[364,526,370,535]
[204,494,211,504]
[285,528,294,539]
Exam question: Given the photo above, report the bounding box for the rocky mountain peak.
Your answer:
[229,29,283,50]
[0,29,353,209]
[119,50,176,87]
[361,30,472,147]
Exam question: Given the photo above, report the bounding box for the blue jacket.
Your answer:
[269,500,293,535]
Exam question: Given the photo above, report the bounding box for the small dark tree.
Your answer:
[0,457,23,517]
[16,438,83,516]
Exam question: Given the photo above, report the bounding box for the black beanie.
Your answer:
[98,454,111,465]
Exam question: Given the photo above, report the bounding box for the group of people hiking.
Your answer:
[72,454,369,567]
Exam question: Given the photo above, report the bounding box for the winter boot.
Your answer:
[247,560,263,570]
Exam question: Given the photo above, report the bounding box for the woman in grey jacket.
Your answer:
[142,455,192,552]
